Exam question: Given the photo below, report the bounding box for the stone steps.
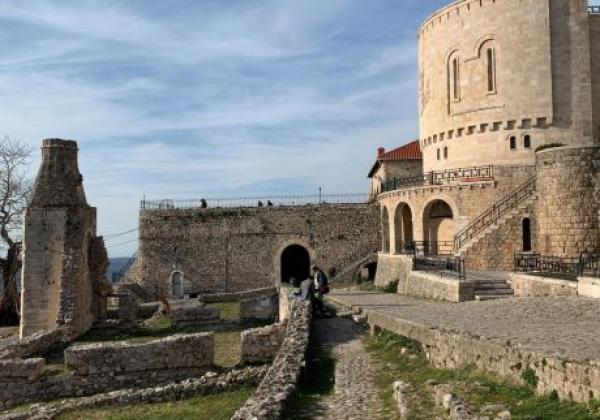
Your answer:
[473,279,514,301]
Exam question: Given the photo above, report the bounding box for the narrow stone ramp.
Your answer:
[297,317,382,419]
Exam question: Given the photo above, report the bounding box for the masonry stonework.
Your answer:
[136,204,380,297]
[20,139,110,339]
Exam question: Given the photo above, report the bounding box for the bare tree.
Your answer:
[0,136,32,326]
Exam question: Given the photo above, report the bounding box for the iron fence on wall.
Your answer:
[382,165,494,193]
[397,241,455,257]
[581,254,600,278]
[141,193,369,211]
[589,5,600,14]
[413,255,466,281]
[514,253,583,280]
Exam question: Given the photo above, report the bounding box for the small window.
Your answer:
[437,149,441,160]
[452,58,460,101]
[522,218,532,252]
[443,147,448,159]
[510,136,516,150]
[486,47,496,92]
[524,135,531,148]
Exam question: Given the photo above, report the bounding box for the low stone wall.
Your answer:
[1,366,268,420]
[0,328,65,359]
[65,333,214,375]
[577,277,600,299]
[402,272,475,303]
[510,273,578,297]
[240,323,286,364]
[240,293,278,321]
[232,298,312,419]
[375,254,413,288]
[0,358,45,379]
[199,287,278,303]
[362,310,600,402]
[169,301,220,327]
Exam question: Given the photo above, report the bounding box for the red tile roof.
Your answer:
[378,140,422,160]
[368,140,422,178]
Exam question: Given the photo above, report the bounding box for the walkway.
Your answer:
[297,317,383,420]
[327,291,600,362]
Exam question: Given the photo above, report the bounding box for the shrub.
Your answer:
[382,280,399,294]
[522,366,539,389]
[535,142,564,153]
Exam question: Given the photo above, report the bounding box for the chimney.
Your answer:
[377,147,385,157]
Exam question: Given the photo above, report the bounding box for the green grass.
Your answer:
[56,387,253,420]
[356,280,398,294]
[287,341,336,418]
[207,302,240,321]
[365,330,600,420]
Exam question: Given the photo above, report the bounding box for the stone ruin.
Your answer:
[19,139,111,339]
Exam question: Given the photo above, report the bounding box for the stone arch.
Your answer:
[273,238,317,285]
[381,206,391,253]
[171,271,184,299]
[351,255,379,284]
[393,202,414,254]
[422,198,455,255]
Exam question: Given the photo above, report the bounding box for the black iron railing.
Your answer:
[398,241,454,257]
[589,5,600,14]
[581,254,600,278]
[454,176,536,250]
[413,255,466,281]
[141,193,369,210]
[382,165,494,193]
[514,253,582,280]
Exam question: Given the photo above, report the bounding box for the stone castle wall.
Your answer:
[136,204,380,297]
[535,145,600,257]
[418,0,596,172]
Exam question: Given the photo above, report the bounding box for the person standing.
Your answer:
[311,265,330,315]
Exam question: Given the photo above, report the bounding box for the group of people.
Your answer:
[290,265,331,316]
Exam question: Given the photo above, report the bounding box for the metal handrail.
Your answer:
[382,165,494,193]
[514,253,582,280]
[581,254,600,277]
[413,255,466,281]
[397,240,454,257]
[141,193,369,211]
[454,176,536,250]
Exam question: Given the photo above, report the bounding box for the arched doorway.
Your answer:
[522,218,532,252]
[423,199,454,255]
[171,272,184,299]
[280,245,311,284]
[382,207,390,253]
[394,203,414,254]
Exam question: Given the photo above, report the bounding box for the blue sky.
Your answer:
[1,0,596,256]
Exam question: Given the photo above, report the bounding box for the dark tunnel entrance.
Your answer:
[280,245,311,284]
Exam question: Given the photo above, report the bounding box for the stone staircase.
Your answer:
[473,278,514,301]
[456,195,536,257]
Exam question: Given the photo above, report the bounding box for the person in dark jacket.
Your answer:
[311,265,329,315]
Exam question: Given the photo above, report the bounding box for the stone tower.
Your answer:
[20,139,110,339]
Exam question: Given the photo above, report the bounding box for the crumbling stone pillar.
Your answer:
[20,139,110,339]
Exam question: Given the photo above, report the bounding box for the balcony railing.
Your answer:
[382,165,494,193]
[397,241,455,257]
[589,5,600,14]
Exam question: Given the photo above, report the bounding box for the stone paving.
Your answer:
[297,317,383,420]
[328,291,600,362]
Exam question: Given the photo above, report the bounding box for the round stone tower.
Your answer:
[418,0,597,172]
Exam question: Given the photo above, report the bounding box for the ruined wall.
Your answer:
[137,204,380,297]
[535,145,600,257]
[20,139,109,339]
[240,322,286,364]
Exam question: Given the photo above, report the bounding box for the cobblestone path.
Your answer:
[297,317,383,420]
[328,291,600,362]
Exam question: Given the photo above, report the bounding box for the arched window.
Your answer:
[381,207,390,253]
[443,147,448,159]
[524,135,531,149]
[486,47,496,93]
[452,57,460,101]
[522,218,532,252]
[509,136,516,150]
[448,52,460,104]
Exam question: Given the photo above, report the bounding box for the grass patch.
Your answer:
[207,302,240,321]
[356,280,398,294]
[213,331,241,367]
[365,330,600,420]
[56,386,253,420]
[287,340,336,418]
